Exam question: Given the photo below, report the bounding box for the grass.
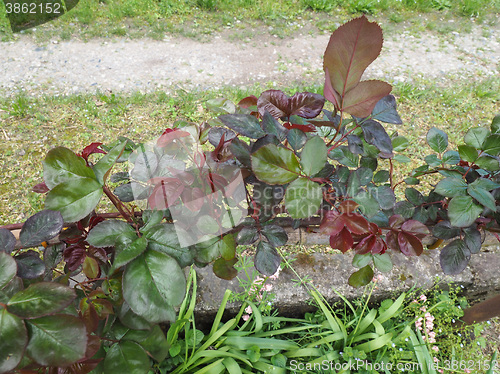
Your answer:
[0,0,498,41]
[0,76,499,226]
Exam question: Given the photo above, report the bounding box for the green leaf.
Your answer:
[252,144,301,184]
[112,236,149,271]
[87,220,136,248]
[110,171,130,183]
[261,111,287,141]
[117,301,152,331]
[19,210,63,248]
[0,308,28,373]
[354,190,380,217]
[465,127,490,149]
[352,254,372,268]
[458,145,478,162]
[329,146,359,168]
[0,277,23,304]
[394,201,415,219]
[26,314,87,367]
[426,127,448,153]
[219,114,266,139]
[285,178,322,219]
[348,265,374,288]
[104,341,150,374]
[405,188,425,206]
[124,325,169,362]
[393,154,411,163]
[45,178,103,223]
[93,141,127,185]
[482,134,500,155]
[475,155,500,171]
[145,223,194,267]
[0,229,16,254]
[7,283,75,319]
[434,177,468,197]
[404,177,420,185]
[43,146,97,190]
[470,178,500,191]
[425,154,441,167]
[373,170,389,184]
[491,114,500,134]
[300,136,327,176]
[262,225,288,247]
[432,221,460,240]
[255,241,281,276]
[392,136,409,152]
[0,252,17,289]
[287,128,308,151]
[448,196,483,228]
[229,138,252,168]
[373,253,393,273]
[467,185,497,211]
[442,150,460,165]
[122,250,186,323]
[440,239,471,275]
[213,257,238,280]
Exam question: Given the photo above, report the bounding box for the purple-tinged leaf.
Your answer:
[32,182,49,193]
[208,127,236,147]
[440,239,471,275]
[0,228,16,254]
[219,114,266,139]
[397,232,423,256]
[343,81,392,118]
[19,210,63,248]
[257,90,289,118]
[15,250,45,279]
[255,241,281,276]
[330,227,354,253]
[323,15,383,95]
[288,92,325,119]
[362,119,393,156]
[371,95,402,124]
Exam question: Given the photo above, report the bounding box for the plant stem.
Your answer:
[102,185,135,223]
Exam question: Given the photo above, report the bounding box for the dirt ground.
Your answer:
[0,20,499,96]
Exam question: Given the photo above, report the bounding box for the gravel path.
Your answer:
[0,23,499,96]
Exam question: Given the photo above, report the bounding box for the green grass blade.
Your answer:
[377,292,405,324]
[354,332,394,353]
[285,347,322,358]
[223,357,243,374]
[209,289,232,337]
[193,358,226,374]
[408,329,429,374]
[486,351,498,374]
[224,336,299,351]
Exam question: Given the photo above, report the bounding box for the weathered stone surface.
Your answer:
[193,230,500,323]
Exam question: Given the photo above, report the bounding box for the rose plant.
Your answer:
[0,15,499,373]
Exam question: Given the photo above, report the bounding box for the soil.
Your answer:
[0,21,499,96]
